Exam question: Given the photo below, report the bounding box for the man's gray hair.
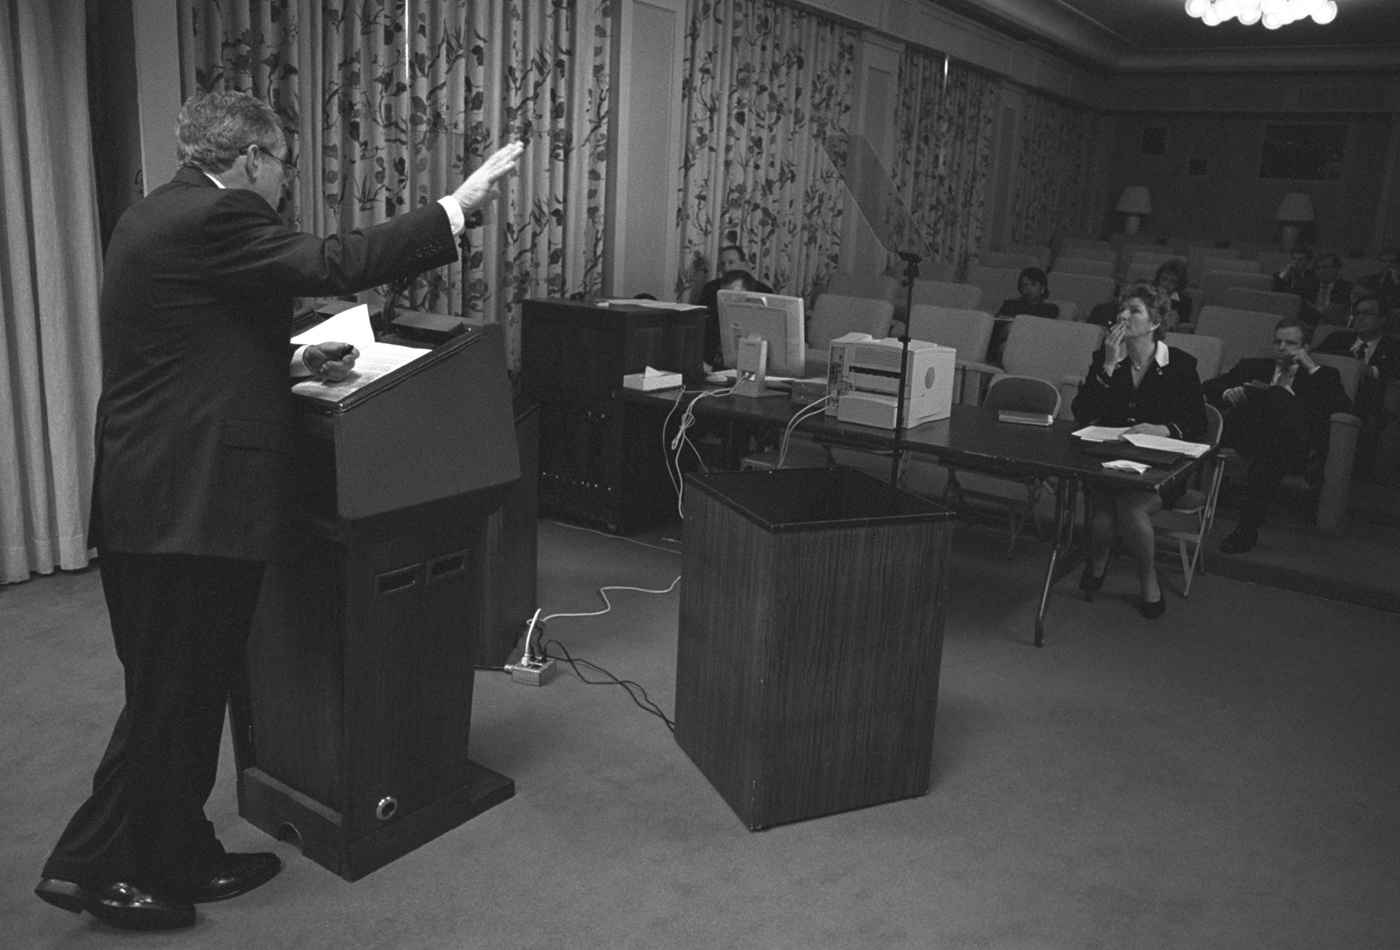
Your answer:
[176,91,284,172]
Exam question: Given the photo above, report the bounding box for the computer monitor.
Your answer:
[716,290,806,378]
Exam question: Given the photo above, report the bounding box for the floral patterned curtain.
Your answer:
[675,0,856,302]
[891,50,1000,279]
[180,0,609,369]
[1005,88,1097,247]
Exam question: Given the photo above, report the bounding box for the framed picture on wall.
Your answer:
[1259,124,1347,181]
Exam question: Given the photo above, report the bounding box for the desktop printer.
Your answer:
[826,334,955,430]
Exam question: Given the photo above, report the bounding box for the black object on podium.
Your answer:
[520,297,706,533]
[234,325,520,881]
[675,467,954,830]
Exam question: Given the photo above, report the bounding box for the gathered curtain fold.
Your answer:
[891,50,1000,279]
[675,0,857,303]
[181,0,610,369]
[0,0,103,584]
[1005,88,1098,247]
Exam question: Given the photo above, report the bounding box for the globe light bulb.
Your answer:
[1262,11,1283,27]
[1312,0,1337,24]
[1218,0,1239,20]
[1260,0,1286,15]
[1202,5,1222,25]
[1186,0,1209,16]
[1239,7,1262,23]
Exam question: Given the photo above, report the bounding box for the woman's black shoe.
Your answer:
[1080,559,1108,601]
[1139,595,1166,619]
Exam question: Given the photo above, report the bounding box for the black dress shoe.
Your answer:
[36,878,196,930]
[1139,595,1167,619]
[179,852,282,903]
[1220,524,1258,554]
[1080,559,1108,601]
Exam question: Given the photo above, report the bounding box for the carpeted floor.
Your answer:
[3,518,1397,949]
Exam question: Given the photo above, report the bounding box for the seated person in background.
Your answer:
[1204,316,1348,555]
[1272,246,1316,298]
[1314,293,1400,478]
[1302,253,1352,325]
[1071,282,1208,619]
[697,245,773,367]
[1360,246,1399,310]
[996,267,1059,320]
[703,269,763,369]
[1153,259,1192,328]
[990,266,1059,362]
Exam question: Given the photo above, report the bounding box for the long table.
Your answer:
[630,389,1208,647]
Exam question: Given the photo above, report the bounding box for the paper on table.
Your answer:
[291,304,376,350]
[1073,425,1130,442]
[291,341,424,402]
[1123,433,1211,458]
[1101,459,1150,474]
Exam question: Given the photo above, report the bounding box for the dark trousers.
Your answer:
[1222,387,1313,528]
[42,550,265,890]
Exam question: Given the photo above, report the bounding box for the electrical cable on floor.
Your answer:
[542,637,675,733]
[535,574,681,733]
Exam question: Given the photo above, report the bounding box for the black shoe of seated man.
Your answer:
[1221,524,1258,554]
[176,852,282,903]
[1079,558,1108,597]
[35,878,196,930]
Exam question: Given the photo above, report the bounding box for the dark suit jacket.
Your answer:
[1071,345,1208,443]
[1202,357,1348,458]
[1315,331,1400,416]
[996,298,1059,320]
[91,167,459,560]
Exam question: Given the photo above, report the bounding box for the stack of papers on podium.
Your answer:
[290,304,426,402]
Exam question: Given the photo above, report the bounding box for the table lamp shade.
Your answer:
[1274,192,1315,223]
[1115,186,1152,215]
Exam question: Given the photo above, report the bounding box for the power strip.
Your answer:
[507,656,558,686]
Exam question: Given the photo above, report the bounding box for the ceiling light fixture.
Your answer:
[1186,0,1338,28]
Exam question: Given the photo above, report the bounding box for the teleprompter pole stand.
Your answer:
[889,249,922,490]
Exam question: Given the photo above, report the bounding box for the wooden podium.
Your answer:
[234,326,520,881]
[675,467,954,830]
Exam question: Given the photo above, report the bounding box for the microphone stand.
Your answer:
[890,250,922,490]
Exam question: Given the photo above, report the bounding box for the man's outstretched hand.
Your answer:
[453,141,526,215]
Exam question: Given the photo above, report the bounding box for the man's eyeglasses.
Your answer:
[241,144,298,184]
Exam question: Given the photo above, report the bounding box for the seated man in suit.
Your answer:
[1314,293,1400,479]
[1360,246,1399,311]
[1302,253,1352,325]
[1204,316,1349,554]
[1272,246,1316,299]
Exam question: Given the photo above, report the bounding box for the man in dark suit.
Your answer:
[1360,246,1399,310]
[1205,316,1349,554]
[33,92,523,931]
[1301,253,1352,325]
[1315,294,1400,478]
[1272,246,1316,299]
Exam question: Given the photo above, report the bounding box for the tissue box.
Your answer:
[623,371,683,392]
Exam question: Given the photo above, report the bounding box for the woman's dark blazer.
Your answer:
[1071,344,1208,443]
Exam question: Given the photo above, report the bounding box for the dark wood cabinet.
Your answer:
[675,467,954,830]
[520,298,706,533]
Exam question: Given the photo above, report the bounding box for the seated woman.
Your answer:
[1071,282,1208,619]
[990,267,1059,361]
[1153,259,1192,329]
